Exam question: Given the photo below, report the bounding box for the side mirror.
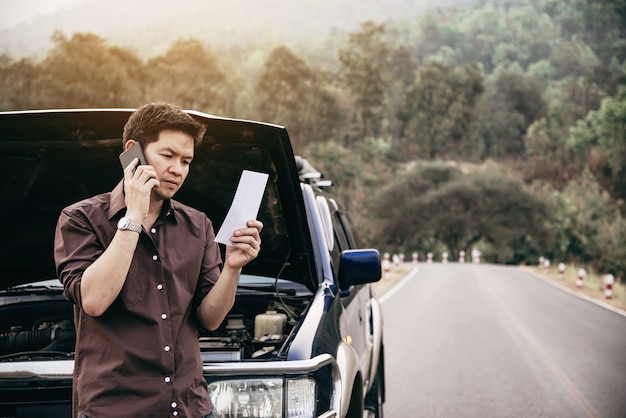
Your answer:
[338,249,382,289]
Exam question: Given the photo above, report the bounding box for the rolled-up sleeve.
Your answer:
[54,206,107,308]
[193,216,222,310]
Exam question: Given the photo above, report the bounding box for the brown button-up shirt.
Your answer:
[54,181,222,418]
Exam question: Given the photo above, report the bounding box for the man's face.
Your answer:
[143,129,195,201]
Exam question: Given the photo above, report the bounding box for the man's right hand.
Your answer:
[122,158,159,225]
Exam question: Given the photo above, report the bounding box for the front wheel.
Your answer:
[364,370,384,418]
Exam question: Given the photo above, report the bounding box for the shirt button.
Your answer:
[161,313,167,320]
[151,227,157,234]
[152,255,158,261]
[164,345,171,352]
[164,376,171,383]
[157,284,163,290]
[171,402,177,408]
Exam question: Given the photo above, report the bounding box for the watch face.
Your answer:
[117,217,141,232]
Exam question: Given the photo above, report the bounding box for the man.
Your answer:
[54,103,263,418]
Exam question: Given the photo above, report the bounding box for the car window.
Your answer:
[329,234,342,277]
[334,211,363,250]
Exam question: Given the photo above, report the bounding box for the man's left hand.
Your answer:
[224,220,263,270]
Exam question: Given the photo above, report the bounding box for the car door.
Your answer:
[330,206,373,381]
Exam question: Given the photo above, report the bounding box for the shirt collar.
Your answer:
[108,180,177,224]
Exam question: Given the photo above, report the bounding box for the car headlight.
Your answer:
[208,377,316,418]
[286,378,317,418]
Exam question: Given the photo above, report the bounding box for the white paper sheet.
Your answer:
[215,170,269,245]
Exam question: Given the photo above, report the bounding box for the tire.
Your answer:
[363,371,384,418]
[345,378,364,418]
[364,348,384,418]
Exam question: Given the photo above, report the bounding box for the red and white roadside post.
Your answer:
[399,253,405,264]
[427,252,433,263]
[471,248,481,264]
[576,268,586,288]
[393,254,400,271]
[558,263,565,280]
[412,252,418,264]
[442,252,449,263]
[543,258,550,273]
[459,250,466,263]
[538,256,544,268]
[605,274,615,299]
[382,253,391,280]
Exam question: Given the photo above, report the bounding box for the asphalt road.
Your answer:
[379,263,626,418]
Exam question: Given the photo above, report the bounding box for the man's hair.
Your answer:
[122,102,206,148]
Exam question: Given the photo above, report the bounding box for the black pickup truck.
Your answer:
[0,109,385,418]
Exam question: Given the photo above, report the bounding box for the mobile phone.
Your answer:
[119,143,148,173]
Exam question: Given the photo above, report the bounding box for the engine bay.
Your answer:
[199,294,309,361]
[0,288,310,363]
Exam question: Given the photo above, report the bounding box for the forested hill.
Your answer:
[0,0,472,59]
[1,0,625,278]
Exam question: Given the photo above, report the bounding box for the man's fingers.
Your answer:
[129,165,158,189]
[123,158,140,180]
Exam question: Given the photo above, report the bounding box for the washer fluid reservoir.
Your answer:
[254,310,287,340]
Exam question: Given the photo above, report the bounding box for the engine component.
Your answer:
[254,310,287,340]
[0,319,75,356]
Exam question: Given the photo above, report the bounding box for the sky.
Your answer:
[0,0,84,30]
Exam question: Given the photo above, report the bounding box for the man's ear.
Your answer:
[124,139,137,151]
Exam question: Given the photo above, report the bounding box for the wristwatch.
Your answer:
[117,217,142,233]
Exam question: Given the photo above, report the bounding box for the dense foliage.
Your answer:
[1,0,625,278]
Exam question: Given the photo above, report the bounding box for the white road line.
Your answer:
[378,266,419,304]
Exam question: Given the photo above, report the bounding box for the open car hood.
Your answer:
[0,109,316,291]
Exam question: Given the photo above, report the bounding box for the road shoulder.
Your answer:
[520,266,626,317]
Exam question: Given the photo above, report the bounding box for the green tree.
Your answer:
[371,162,553,262]
[455,2,506,72]
[305,138,395,243]
[550,169,626,279]
[403,62,484,160]
[476,71,547,158]
[547,0,626,67]
[387,45,419,158]
[255,46,344,153]
[521,74,609,188]
[338,21,391,145]
[569,85,626,202]
[522,117,580,189]
[146,39,235,115]
[0,55,39,110]
[551,38,600,79]
[413,7,446,60]
[33,31,145,108]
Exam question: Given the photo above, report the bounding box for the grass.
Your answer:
[527,264,626,312]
